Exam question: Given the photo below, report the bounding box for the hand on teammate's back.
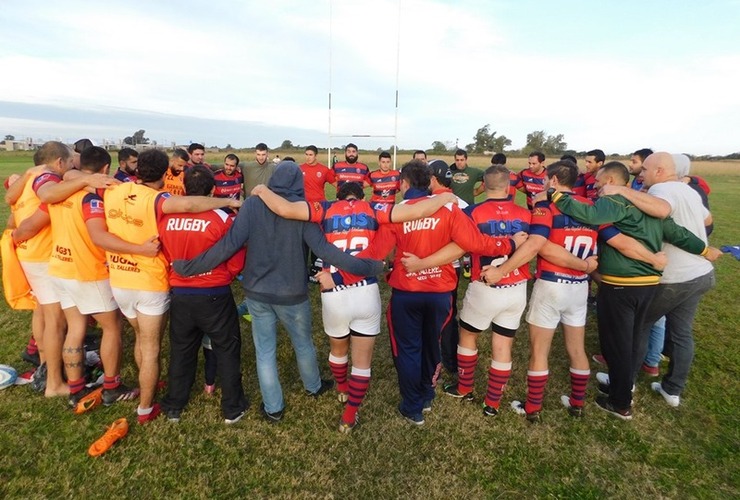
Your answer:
[315,270,336,291]
[400,252,423,273]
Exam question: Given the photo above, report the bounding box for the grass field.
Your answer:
[0,151,738,498]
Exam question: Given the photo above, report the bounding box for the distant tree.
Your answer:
[524,130,567,155]
[123,136,134,145]
[4,134,14,141]
[281,139,294,149]
[132,129,149,145]
[468,124,512,153]
[225,143,232,149]
[431,141,447,153]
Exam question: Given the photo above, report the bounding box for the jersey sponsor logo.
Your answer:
[89,199,104,213]
[480,219,527,236]
[402,217,440,233]
[325,212,374,232]
[165,218,212,232]
[107,208,144,227]
[452,172,470,184]
[109,254,140,273]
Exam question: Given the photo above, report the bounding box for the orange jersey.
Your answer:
[48,191,108,281]
[104,183,170,292]
[163,169,185,196]
[14,171,61,262]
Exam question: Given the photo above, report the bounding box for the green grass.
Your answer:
[0,152,738,498]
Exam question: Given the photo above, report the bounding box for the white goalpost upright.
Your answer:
[328,0,402,169]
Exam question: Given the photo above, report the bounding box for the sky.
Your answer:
[1,0,739,155]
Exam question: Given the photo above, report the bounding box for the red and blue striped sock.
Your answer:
[456,346,478,395]
[329,354,349,394]
[103,374,121,391]
[68,377,86,395]
[484,360,512,409]
[569,368,590,407]
[341,367,371,424]
[524,370,549,414]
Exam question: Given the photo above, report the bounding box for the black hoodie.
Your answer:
[173,161,384,305]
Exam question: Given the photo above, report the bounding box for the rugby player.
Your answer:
[104,149,242,423]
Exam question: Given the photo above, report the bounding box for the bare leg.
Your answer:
[93,310,123,379]
[528,324,556,372]
[60,306,88,385]
[43,302,68,397]
[133,312,165,409]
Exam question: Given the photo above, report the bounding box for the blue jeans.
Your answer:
[634,271,715,396]
[643,316,667,367]
[246,298,321,414]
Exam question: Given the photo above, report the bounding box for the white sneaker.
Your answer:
[560,395,572,408]
[651,382,680,407]
[596,372,610,386]
[510,400,526,415]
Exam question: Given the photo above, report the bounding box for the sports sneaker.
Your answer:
[338,416,358,434]
[592,354,607,366]
[482,404,499,417]
[72,387,104,415]
[103,384,140,406]
[443,384,474,401]
[651,382,680,407]
[165,408,182,423]
[641,363,659,377]
[595,395,632,421]
[88,418,129,457]
[398,406,424,426]
[14,369,35,386]
[511,400,541,423]
[306,379,335,398]
[204,384,216,395]
[260,403,283,424]
[30,362,47,393]
[337,391,349,404]
[137,403,161,425]
[422,400,433,414]
[21,349,40,367]
[225,410,246,425]
[560,395,584,418]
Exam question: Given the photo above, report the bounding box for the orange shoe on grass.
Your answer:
[88,418,129,457]
[74,387,104,415]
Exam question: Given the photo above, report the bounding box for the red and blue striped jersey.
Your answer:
[573,172,598,200]
[213,169,244,200]
[517,168,547,209]
[307,199,393,283]
[333,162,369,189]
[464,198,537,285]
[534,196,598,282]
[369,169,400,204]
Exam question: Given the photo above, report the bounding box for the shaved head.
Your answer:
[642,151,677,187]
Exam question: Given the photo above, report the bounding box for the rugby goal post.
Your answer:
[328,0,402,170]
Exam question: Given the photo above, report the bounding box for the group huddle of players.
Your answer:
[2,139,720,431]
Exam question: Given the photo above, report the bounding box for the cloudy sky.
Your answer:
[1,0,739,155]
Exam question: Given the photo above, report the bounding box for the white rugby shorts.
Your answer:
[459,280,527,332]
[526,279,588,329]
[20,261,59,305]
[52,277,118,315]
[321,282,381,338]
[112,287,170,319]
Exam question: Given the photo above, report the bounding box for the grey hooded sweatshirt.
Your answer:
[173,161,384,305]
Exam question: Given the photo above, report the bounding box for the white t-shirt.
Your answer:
[648,181,712,284]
